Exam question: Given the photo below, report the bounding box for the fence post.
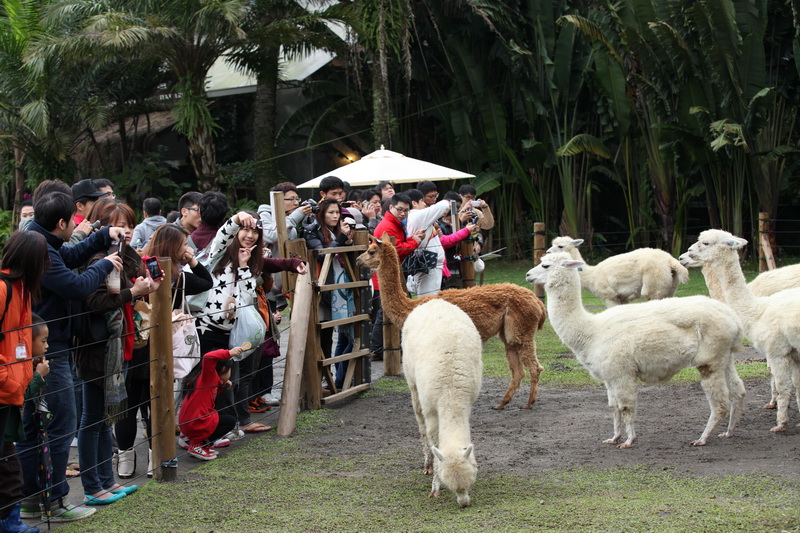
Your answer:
[149,258,176,481]
[278,272,312,436]
[759,212,776,271]
[533,222,546,299]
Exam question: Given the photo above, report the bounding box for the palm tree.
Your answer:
[31,0,249,188]
[227,0,350,200]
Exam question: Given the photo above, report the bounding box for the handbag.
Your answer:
[261,336,281,359]
[401,238,438,276]
[132,300,152,349]
[172,273,201,379]
[228,277,267,361]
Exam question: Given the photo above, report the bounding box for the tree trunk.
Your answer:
[13,145,24,227]
[253,45,281,203]
[189,124,217,190]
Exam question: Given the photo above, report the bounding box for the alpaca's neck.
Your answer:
[701,263,726,302]
[437,404,472,446]
[568,247,597,280]
[706,248,759,324]
[376,247,417,324]
[545,269,594,357]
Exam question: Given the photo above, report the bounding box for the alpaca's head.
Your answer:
[685,230,747,265]
[432,445,477,507]
[356,232,396,270]
[546,236,584,254]
[526,252,583,286]
[687,237,747,265]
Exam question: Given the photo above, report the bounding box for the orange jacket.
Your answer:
[0,279,33,406]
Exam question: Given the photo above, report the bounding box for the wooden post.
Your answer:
[149,258,176,481]
[533,222,546,299]
[383,316,402,376]
[460,238,476,289]
[758,212,773,272]
[278,272,312,436]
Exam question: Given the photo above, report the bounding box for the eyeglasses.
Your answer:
[462,194,475,200]
[284,197,300,202]
[425,193,439,200]
[392,206,409,213]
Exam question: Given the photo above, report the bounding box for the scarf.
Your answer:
[103,308,128,424]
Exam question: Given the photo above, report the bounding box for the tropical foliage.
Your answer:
[0,0,799,257]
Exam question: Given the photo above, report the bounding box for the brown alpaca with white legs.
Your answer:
[357,234,547,410]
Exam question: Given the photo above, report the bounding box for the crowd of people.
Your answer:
[0,175,493,531]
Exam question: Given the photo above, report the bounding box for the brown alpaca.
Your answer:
[357,234,547,409]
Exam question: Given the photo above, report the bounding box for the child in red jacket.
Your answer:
[178,347,243,460]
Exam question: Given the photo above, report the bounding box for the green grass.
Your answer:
[58,408,800,533]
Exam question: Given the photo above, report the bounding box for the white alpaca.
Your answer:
[402,299,483,507]
[680,229,800,299]
[526,253,746,448]
[681,228,800,409]
[546,236,689,307]
[686,237,800,432]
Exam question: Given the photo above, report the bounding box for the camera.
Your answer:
[470,200,481,207]
[255,219,263,228]
[300,199,319,214]
[142,255,164,281]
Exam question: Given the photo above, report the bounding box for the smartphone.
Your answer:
[470,200,481,207]
[91,220,102,231]
[118,234,126,256]
[142,256,164,281]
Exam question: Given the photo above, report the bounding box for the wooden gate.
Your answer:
[285,231,371,409]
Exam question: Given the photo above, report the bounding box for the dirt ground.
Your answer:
[303,360,800,481]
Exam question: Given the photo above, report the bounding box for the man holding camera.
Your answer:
[459,184,493,255]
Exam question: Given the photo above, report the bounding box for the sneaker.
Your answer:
[225,429,245,441]
[177,436,189,450]
[49,499,97,522]
[187,444,216,461]
[248,397,269,413]
[262,393,281,406]
[19,498,41,519]
[212,436,230,448]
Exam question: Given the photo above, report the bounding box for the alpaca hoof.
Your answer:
[617,442,634,449]
[690,439,707,446]
[428,490,440,498]
[491,404,506,410]
[603,438,620,445]
[717,432,732,439]
[763,402,777,409]
[770,424,787,433]
[521,403,534,410]
[423,465,433,475]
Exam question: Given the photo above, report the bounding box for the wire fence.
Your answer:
[0,279,298,528]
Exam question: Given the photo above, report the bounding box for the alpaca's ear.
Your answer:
[431,446,444,461]
[380,231,391,244]
[370,234,382,245]
[563,260,584,270]
[463,445,474,459]
[573,239,584,247]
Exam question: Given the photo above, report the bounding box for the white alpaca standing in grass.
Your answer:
[687,237,800,432]
[681,228,800,410]
[526,253,746,448]
[546,236,689,307]
[402,299,483,508]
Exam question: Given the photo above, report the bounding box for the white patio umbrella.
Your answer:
[296,146,474,188]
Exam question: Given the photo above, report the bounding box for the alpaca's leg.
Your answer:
[428,453,441,499]
[494,342,525,410]
[603,386,623,445]
[423,410,440,476]
[719,361,746,439]
[408,384,433,474]
[693,367,730,445]
[769,355,794,432]
[522,341,544,409]
[764,357,777,409]
[607,380,638,448]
